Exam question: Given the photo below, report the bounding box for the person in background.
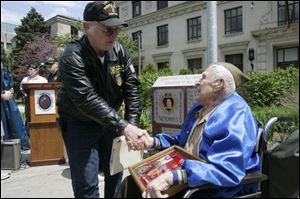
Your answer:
[1,63,30,151]
[45,57,61,82]
[57,1,146,198]
[20,63,48,92]
[20,63,48,146]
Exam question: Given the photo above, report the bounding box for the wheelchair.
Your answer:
[118,117,299,198]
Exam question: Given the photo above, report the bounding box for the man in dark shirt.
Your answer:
[46,57,61,82]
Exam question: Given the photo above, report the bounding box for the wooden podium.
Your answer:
[22,83,65,166]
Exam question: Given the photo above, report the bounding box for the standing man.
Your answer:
[57,1,146,198]
[45,57,61,82]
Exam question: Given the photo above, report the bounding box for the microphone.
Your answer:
[28,63,45,78]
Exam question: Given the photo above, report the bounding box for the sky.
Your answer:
[1,1,91,25]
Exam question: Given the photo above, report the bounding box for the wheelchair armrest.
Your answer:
[183,172,268,198]
[241,172,268,184]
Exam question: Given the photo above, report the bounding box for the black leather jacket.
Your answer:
[47,70,61,82]
[57,35,141,133]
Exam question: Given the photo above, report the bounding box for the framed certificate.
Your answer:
[128,145,203,197]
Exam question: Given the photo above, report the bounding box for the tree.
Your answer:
[12,7,50,65]
[20,34,56,76]
[117,29,137,56]
[1,48,13,71]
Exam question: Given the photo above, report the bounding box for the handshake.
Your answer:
[121,123,155,150]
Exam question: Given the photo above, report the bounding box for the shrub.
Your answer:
[239,67,299,106]
[140,112,152,132]
[179,68,192,75]
[139,66,174,132]
[142,64,156,73]
[252,105,299,142]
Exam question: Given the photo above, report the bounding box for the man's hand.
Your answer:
[122,124,147,150]
[125,130,155,150]
[1,90,13,101]
[141,131,155,150]
[142,171,173,198]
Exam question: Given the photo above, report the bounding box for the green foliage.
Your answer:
[142,64,156,73]
[239,67,299,106]
[12,8,50,65]
[179,68,192,75]
[158,67,174,76]
[1,48,13,71]
[139,67,173,117]
[252,106,299,142]
[243,66,300,142]
[52,34,74,48]
[117,29,137,56]
[140,112,152,132]
[197,68,204,74]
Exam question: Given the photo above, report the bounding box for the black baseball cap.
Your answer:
[83,1,128,27]
[45,57,57,65]
[26,64,38,69]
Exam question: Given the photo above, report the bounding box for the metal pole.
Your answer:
[138,33,141,76]
[207,1,218,66]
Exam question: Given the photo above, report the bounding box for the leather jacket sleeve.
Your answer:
[120,47,141,127]
[60,51,129,133]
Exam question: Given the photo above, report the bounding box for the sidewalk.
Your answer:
[1,160,130,198]
[1,163,78,198]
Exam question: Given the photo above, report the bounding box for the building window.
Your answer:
[132,1,141,18]
[157,1,168,10]
[188,58,202,74]
[225,54,243,71]
[6,43,12,49]
[225,7,243,34]
[187,16,201,41]
[277,47,299,68]
[157,24,168,46]
[132,31,142,49]
[71,26,78,38]
[278,1,299,26]
[116,7,119,16]
[157,62,169,70]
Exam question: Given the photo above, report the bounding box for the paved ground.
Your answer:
[1,159,130,198]
[1,163,79,198]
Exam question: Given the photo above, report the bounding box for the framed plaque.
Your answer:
[34,89,56,115]
[128,146,203,197]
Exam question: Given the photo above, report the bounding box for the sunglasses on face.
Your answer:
[96,22,120,36]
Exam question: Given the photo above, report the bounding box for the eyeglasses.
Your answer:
[96,22,120,36]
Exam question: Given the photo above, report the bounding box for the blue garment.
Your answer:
[1,69,30,150]
[155,92,260,197]
[62,118,123,198]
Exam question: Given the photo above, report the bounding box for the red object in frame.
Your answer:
[129,145,204,197]
[135,150,185,187]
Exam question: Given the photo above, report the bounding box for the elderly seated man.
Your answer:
[124,62,260,198]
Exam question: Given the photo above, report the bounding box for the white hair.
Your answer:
[208,64,236,96]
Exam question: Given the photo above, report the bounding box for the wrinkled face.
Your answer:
[194,67,217,104]
[84,21,120,54]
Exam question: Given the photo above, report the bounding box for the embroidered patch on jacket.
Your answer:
[110,65,124,86]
